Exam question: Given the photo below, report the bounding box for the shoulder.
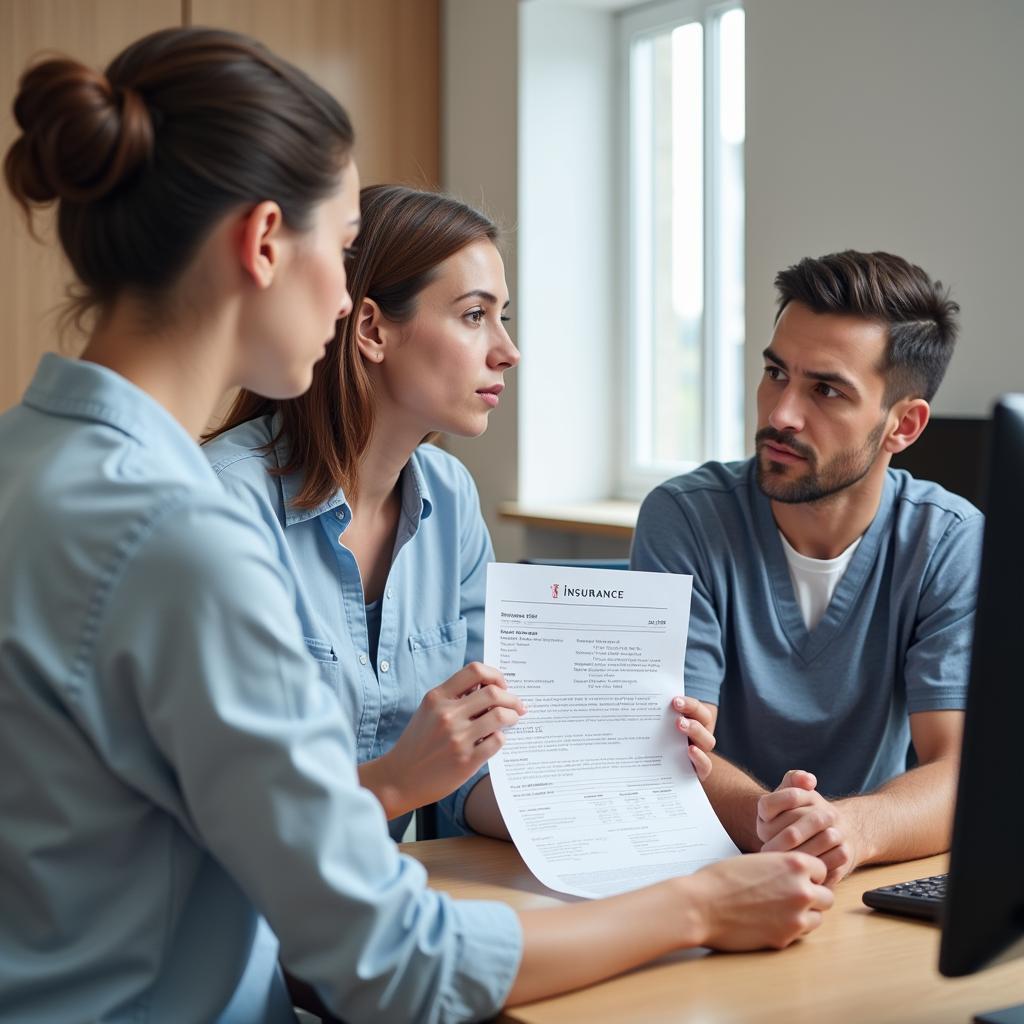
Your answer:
[202,416,286,517]
[887,468,984,537]
[639,459,752,522]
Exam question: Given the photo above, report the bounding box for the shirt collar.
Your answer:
[22,354,215,481]
[272,413,434,528]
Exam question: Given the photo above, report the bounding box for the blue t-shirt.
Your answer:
[204,415,493,838]
[631,459,983,797]
[0,356,521,1023]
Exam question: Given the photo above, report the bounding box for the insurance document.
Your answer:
[485,562,739,899]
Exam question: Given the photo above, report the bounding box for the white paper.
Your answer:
[485,562,739,899]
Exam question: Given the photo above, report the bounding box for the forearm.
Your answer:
[506,878,702,1006]
[463,774,510,840]
[838,755,959,866]
[701,752,767,851]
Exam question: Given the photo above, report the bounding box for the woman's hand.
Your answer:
[359,662,525,820]
[671,695,716,781]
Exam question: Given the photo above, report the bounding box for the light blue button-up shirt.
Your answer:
[203,416,494,839]
[0,356,521,1024]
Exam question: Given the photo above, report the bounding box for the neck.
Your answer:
[771,458,890,559]
[350,406,426,514]
[80,298,238,440]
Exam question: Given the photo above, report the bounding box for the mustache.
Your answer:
[755,427,815,461]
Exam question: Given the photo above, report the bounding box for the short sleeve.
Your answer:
[630,485,726,705]
[905,513,985,713]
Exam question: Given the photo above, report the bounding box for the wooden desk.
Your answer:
[401,837,1024,1024]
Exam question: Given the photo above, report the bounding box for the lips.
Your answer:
[476,383,504,408]
[762,440,806,461]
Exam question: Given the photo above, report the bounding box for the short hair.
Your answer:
[774,251,960,404]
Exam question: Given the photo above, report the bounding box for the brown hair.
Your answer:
[4,26,354,326]
[207,184,498,509]
[774,250,959,404]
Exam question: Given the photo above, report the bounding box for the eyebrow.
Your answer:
[762,347,859,394]
[453,289,511,309]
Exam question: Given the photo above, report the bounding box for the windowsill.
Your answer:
[497,500,640,539]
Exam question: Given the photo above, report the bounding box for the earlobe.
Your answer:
[238,201,284,289]
[885,399,930,454]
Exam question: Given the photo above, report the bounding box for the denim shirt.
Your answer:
[0,356,521,1024]
[203,416,493,838]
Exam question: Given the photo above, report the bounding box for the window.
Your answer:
[619,0,745,496]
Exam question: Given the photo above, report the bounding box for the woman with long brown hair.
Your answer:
[205,184,525,840]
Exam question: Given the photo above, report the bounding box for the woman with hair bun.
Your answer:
[0,26,833,1024]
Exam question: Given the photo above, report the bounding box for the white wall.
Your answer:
[518,3,616,507]
[745,0,1024,434]
[442,0,524,560]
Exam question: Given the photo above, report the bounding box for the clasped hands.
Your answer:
[673,696,857,887]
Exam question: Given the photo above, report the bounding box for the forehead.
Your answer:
[422,238,506,298]
[770,301,888,383]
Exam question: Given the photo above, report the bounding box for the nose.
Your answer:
[489,324,520,370]
[766,383,805,435]
[337,289,353,321]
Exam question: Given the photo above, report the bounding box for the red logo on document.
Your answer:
[550,583,560,599]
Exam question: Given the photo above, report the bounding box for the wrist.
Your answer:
[668,875,712,948]
[834,796,876,867]
[359,754,408,821]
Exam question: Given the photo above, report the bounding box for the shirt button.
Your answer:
[386,588,393,600]
[380,659,390,673]
[358,653,368,665]
[336,508,347,520]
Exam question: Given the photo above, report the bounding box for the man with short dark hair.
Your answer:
[632,251,981,885]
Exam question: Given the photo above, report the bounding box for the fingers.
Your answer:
[688,745,713,781]
[676,714,715,754]
[758,784,821,823]
[462,682,526,720]
[789,827,843,859]
[671,695,714,730]
[438,661,508,700]
[760,806,836,852]
[786,850,828,887]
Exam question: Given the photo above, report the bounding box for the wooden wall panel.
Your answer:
[190,0,440,190]
[1,0,440,413]
[0,0,182,411]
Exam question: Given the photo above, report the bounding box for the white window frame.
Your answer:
[617,0,744,499]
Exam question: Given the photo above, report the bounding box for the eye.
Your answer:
[815,382,842,399]
[500,314,512,324]
[465,308,486,325]
[763,365,785,382]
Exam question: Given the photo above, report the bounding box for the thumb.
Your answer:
[777,769,817,792]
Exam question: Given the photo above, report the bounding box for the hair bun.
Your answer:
[4,57,153,207]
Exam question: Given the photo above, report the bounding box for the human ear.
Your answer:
[238,201,285,289]
[354,297,387,363]
[883,398,930,454]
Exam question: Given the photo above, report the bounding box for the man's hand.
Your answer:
[670,695,716,781]
[756,769,857,887]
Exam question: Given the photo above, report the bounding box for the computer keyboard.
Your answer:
[862,872,947,921]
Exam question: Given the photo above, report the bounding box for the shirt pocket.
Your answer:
[408,618,469,696]
[303,636,341,697]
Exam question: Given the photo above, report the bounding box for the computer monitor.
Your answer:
[938,395,1024,1022]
